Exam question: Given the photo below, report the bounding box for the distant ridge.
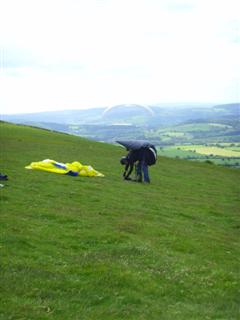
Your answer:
[1,102,239,128]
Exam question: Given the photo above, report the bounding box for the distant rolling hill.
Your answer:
[1,103,239,145]
[2,103,239,126]
[1,107,105,124]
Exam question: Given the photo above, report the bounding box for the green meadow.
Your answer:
[0,122,240,320]
[180,145,240,157]
[158,144,240,168]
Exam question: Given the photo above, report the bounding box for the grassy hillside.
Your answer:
[0,122,239,320]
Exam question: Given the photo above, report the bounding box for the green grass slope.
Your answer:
[0,122,239,320]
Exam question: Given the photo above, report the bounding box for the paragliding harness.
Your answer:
[145,146,157,166]
[134,146,157,181]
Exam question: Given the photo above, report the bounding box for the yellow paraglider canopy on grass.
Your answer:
[25,159,104,177]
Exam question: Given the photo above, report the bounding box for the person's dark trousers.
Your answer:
[136,161,150,183]
[142,162,150,183]
[136,162,142,182]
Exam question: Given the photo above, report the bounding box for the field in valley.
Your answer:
[158,143,240,168]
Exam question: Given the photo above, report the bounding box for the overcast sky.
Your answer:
[0,0,239,114]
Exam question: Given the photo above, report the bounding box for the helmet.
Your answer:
[120,156,128,165]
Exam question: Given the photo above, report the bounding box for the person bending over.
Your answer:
[120,147,156,183]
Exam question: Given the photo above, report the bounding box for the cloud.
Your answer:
[0,0,239,113]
